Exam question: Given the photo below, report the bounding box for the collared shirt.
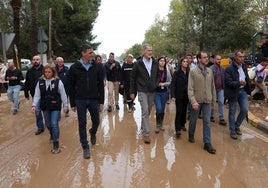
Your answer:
[236,63,246,81]
[79,58,92,71]
[142,57,152,77]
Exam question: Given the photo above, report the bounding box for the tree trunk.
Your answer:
[31,0,38,57]
[10,0,21,67]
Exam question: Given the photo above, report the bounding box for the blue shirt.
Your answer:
[79,58,92,71]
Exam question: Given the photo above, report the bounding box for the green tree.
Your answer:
[38,0,101,61]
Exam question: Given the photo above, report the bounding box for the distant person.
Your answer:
[188,51,216,154]
[104,52,121,112]
[224,50,251,140]
[250,57,268,101]
[206,55,215,67]
[24,55,45,135]
[154,56,171,133]
[259,36,268,57]
[55,57,70,117]
[0,59,8,96]
[95,54,107,87]
[32,65,68,154]
[121,54,136,112]
[209,55,227,125]
[170,57,189,137]
[68,44,104,159]
[130,44,159,144]
[5,61,24,115]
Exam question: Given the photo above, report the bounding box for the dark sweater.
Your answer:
[5,68,24,86]
[24,65,44,98]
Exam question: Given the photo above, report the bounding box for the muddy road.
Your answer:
[0,93,267,188]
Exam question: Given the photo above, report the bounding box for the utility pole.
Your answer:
[49,8,52,64]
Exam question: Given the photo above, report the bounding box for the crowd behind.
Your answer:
[0,44,267,158]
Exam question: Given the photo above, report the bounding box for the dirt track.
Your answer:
[0,93,268,188]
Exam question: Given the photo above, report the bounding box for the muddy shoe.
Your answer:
[155,127,160,134]
[143,136,151,144]
[51,141,60,154]
[204,143,216,154]
[219,119,227,126]
[107,105,112,112]
[175,131,181,138]
[89,129,96,145]
[235,128,242,135]
[83,149,90,159]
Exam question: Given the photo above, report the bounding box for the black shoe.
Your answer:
[51,141,60,154]
[230,132,238,139]
[235,128,242,135]
[89,129,96,145]
[175,131,181,138]
[116,105,120,110]
[181,127,187,131]
[83,149,90,159]
[204,143,216,154]
[188,134,195,143]
[107,105,112,112]
[219,119,227,126]
[35,129,44,135]
[13,109,18,115]
[210,117,215,122]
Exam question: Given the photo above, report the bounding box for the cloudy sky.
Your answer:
[92,0,171,56]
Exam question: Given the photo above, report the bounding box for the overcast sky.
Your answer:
[92,0,171,56]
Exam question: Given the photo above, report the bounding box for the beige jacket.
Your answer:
[188,65,216,104]
[0,64,7,83]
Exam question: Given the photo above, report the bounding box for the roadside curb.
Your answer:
[248,111,268,134]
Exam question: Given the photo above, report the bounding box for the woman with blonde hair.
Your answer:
[32,65,68,154]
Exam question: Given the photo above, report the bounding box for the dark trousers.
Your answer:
[175,97,188,132]
[76,99,100,149]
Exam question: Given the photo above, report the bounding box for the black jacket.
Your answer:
[170,68,189,99]
[224,62,251,101]
[104,60,121,82]
[130,56,159,94]
[24,65,44,98]
[68,60,104,107]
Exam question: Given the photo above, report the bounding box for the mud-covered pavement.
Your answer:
[0,93,268,188]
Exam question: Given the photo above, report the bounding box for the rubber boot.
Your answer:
[159,113,165,131]
[155,113,161,133]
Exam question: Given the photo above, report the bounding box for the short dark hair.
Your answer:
[109,52,114,56]
[81,44,92,52]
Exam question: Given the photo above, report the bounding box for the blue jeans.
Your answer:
[7,85,21,110]
[35,100,44,130]
[154,91,169,114]
[189,103,212,143]
[43,110,61,142]
[138,92,154,137]
[76,99,100,149]
[211,89,225,120]
[228,89,248,133]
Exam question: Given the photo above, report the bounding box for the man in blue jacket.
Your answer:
[224,50,251,139]
[68,45,104,159]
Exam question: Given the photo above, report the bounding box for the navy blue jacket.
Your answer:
[55,65,69,95]
[68,60,104,107]
[224,62,251,101]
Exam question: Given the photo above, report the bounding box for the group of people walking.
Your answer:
[1,43,262,158]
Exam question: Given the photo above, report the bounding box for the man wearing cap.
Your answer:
[121,54,136,112]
